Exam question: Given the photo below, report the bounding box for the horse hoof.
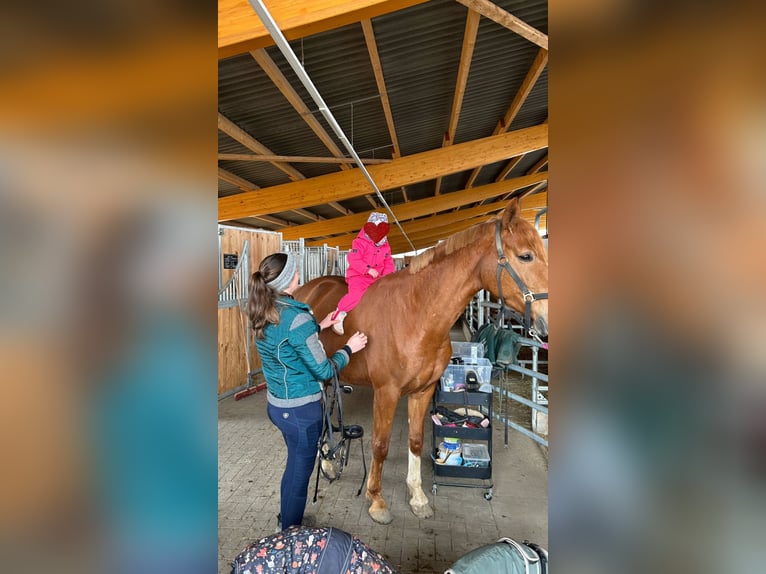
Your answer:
[368,506,393,525]
[411,502,434,519]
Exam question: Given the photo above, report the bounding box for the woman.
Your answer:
[247,252,367,531]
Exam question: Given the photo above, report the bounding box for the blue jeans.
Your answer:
[267,399,323,530]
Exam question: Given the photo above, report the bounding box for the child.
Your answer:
[331,212,396,334]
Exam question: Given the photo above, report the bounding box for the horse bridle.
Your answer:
[494,220,548,338]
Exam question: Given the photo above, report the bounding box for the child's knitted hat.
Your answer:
[367,212,388,224]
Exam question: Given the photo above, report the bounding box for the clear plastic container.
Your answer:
[461,443,490,467]
[440,358,493,392]
[450,341,485,363]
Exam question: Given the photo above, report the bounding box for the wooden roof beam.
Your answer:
[218,112,305,181]
[437,9,481,195]
[307,192,546,247]
[495,154,524,182]
[218,169,323,221]
[280,171,547,240]
[219,0,430,59]
[328,201,353,216]
[305,198,509,247]
[251,49,349,169]
[218,153,390,164]
[388,209,546,254]
[465,48,547,188]
[291,208,324,222]
[448,9,481,143]
[387,215,497,253]
[361,19,401,159]
[218,167,257,191]
[326,214,496,251]
[455,0,548,49]
[499,48,547,131]
[249,214,292,227]
[219,124,547,221]
[528,152,548,173]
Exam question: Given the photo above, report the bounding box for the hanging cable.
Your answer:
[248,0,416,252]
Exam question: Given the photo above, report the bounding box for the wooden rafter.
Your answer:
[495,154,524,182]
[306,190,547,248]
[218,167,257,191]
[250,49,349,170]
[218,168,324,222]
[454,0,548,49]
[465,48,547,188]
[501,158,548,202]
[448,10,481,143]
[361,19,401,159]
[436,8,481,195]
[218,153,390,164]
[219,125,548,221]
[518,181,547,198]
[280,171,547,240]
[291,208,324,222]
[388,207,547,254]
[219,0,430,59]
[387,215,496,252]
[251,214,291,227]
[218,112,305,181]
[528,152,548,173]
[328,202,352,216]
[499,48,548,130]
[305,198,508,247]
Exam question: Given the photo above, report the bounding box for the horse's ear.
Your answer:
[501,198,520,227]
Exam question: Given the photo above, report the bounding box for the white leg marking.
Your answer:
[407,449,429,508]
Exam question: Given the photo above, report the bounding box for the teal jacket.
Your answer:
[256,296,350,407]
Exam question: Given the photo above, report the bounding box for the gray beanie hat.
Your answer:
[267,252,298,293]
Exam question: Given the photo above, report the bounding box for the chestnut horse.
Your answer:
[294,199,548,524]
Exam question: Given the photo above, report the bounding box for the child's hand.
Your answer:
[368,268,379,278]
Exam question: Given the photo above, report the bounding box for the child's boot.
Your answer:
[331,309,347,335]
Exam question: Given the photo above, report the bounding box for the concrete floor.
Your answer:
[218,371,548,573]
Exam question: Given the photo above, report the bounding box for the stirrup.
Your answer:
[319,442,342,482]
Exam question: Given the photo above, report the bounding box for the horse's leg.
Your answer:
[366,385,400,525]
[406,385,436,519]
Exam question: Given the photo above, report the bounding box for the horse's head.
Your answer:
[481,199,549,336]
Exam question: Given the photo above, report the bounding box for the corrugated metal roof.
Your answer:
[218,0,548,240]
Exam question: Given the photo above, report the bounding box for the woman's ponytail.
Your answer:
[246,253,288,339]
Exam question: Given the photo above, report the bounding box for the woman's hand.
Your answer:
[345,331,368,353]
[318,312,339,330]
[368,268,379,278]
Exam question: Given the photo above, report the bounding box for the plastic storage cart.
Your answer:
[431,387,493,500]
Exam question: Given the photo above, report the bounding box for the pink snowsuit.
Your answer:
[336,229,395,313]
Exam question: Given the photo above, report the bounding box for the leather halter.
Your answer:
[494,220,548,336]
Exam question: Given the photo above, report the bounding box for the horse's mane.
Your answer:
[408,217,495,274]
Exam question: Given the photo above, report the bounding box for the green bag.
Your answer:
[474,323,498,364]
[445,538,547,574]
[474,324,521,367]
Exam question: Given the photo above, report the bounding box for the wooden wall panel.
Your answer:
[218,227,281,396]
